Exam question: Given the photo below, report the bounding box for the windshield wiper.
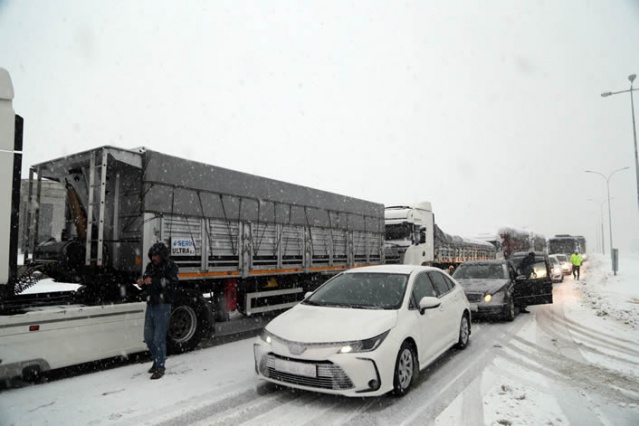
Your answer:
[303,300,346,308]
[346,304,384,310]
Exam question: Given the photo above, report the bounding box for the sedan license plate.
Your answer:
[273,358,317,378]
[469,303,478,312]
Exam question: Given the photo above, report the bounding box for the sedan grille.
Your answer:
[465,292,484,303]
[260,353,354,390]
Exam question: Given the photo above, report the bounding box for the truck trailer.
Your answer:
[0,68,385,381]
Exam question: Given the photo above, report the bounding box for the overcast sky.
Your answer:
[1,0,638,252]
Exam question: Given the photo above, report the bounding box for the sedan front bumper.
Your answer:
[471,303,507,318]
[253,337,396,397]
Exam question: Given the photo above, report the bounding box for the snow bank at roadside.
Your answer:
[576,253,639,329]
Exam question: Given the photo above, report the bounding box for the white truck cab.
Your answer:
[384,202,435,266]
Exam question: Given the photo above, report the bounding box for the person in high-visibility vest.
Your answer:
[570,251,583,280]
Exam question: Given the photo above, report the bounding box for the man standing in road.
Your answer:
[137,242,179,380]
[571,251,583,280]
[515,251,537,314]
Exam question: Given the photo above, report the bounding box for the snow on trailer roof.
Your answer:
[31,145,145,178]
[498,225,546,240]
[434,224,496,248]
[30,145,385,222]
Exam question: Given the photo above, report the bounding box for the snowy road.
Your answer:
[1,256,638,426]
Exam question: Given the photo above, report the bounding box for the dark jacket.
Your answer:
[517,253,535,278]
[142,243,179,305]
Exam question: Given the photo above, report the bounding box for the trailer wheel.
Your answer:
[21,365,43,382]
[167,293,212,354]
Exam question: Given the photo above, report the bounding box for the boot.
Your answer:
[150,369,165,380]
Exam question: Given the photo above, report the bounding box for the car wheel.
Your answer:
[503,297,516,322]
[392,341,417,397]
[455,314,470,349]
[560,275,564,283]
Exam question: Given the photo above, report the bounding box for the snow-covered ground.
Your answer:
[475,253,639,426]
[1,253,638,425]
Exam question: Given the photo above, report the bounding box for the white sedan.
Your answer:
[253,264,472,397]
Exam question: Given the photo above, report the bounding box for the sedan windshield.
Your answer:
[304,272,408,309]
[453,264,507,280]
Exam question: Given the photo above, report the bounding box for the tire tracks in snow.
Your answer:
[488,302,639,408]
[536,306,639,363]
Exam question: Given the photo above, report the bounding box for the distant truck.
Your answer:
[548,234,586,257]
[384,202,496,269]
[497,226,546,259]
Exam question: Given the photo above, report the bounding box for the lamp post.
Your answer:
[601,74,639,210]
[585,167,629,275]
[586,198,606,255]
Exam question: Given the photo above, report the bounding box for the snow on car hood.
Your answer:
[265,303,398,343]
[456,279,509,294]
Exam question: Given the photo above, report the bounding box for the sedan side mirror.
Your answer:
[418,296,441,314]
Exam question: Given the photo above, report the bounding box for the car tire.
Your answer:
[560,275,564,283]
[455,314,470,349]
[392,341,417,397]
[503,297,516,322]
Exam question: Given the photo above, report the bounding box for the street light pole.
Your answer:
[601,75,639,211]
[585,167,629,275]
[586,198,605,255]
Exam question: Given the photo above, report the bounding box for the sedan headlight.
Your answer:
[338,330,390,354]
[260,329,276,344]
[483,292,505,304]
[260,329,390,354]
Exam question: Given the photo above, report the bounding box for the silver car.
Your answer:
[548,256,564,283]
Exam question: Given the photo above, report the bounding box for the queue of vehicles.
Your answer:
[254,249,558,397]
[0,67,571,396]
[0,67,503,384]
[252,220,582,397]
[253,230,561,396]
